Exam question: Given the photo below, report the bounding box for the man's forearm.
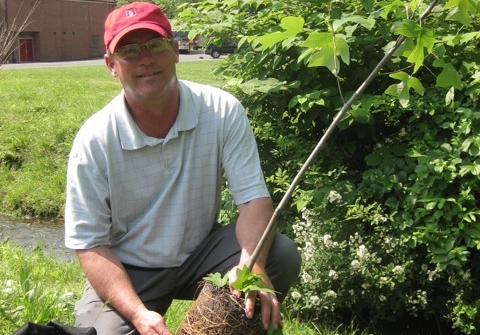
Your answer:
[236,197,275,269]
[76,246,147,322]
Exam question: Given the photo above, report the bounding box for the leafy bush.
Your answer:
[286,92,480,333]
[179,0,480,332]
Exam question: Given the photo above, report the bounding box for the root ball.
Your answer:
[175,281,266,335]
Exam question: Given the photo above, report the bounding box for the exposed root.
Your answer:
[175,281,266,335]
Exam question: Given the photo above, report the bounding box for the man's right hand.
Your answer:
[132,308,172,335]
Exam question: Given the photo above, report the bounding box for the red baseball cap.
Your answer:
[104,2,173,53]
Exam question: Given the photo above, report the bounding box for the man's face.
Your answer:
[105,29,179,102]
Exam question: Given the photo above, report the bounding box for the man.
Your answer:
[64,2,301,335]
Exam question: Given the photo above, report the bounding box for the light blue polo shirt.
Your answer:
[64,80,270,268]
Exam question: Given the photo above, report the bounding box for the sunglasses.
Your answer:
[115,37,174,60]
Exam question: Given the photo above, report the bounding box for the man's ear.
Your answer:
[104,53,118,77]
[172,41,180,63]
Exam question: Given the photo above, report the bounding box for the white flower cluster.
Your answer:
[357,244,370,260]
[407,290,428,310]
[301,208,315,226]
[328,269,338,279]
[383,236,398,253]
[392,265,404,276]
[292,221,312,238]
[427,268,440,282]
[325,290,337,298]
[291,291,302,300]
[302,271,313,284]
[361,283,371,290]
[372,213,388,225]
[293,209,339,265]
[292,222,302,236]
[292,215,317,261]
[351,259,361,270]
[303,241,315,261]
[310,295,320,305]
[323,234,338,249]
[328,190,342,203]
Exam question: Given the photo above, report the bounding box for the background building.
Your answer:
[1,0,116,62]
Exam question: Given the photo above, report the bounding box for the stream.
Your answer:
[0,215,75,261]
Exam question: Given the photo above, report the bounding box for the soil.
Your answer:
[175,281,267,335]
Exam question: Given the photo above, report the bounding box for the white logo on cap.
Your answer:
[125,8,137,18]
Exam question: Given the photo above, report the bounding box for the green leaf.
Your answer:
[409,29,435,73]
[332,15,375,33]
[433,59,463,89]
[365,153,383,167]
[463,228,480,239]
[336,34,350,66]
[445,0,478,26]
[203,272,229,287]
[414,164,430,179]
[258,16,304,49]
[295,198,310,211]
[350,106,371,124]
[309,48,336,73]
[238,78,287,95]
[393,20,434,73]
[361,0,375,11]
[393,20,422,38]
[279,16,304,33]
[385,72,425,107]
[302,31,331,49]
[232,265,276,294]
[302,33,349,75]
[445,87,455,106]
[378,0,404,20]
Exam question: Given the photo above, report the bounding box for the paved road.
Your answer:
[2,50,218,69]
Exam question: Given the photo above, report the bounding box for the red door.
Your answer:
[19,38,34,62]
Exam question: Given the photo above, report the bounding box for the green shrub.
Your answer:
[284,91,480,333]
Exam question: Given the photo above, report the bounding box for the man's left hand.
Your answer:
[228,266,282,330]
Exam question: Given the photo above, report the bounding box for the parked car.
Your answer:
[173,31,190,54]
[205,39,239,58]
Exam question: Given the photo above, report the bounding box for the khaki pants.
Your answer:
[74,222,301,335]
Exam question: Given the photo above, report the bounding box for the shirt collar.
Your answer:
[116,80,198,150]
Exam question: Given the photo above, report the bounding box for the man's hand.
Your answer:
[131,308,172,335]
[228,265,282,331]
